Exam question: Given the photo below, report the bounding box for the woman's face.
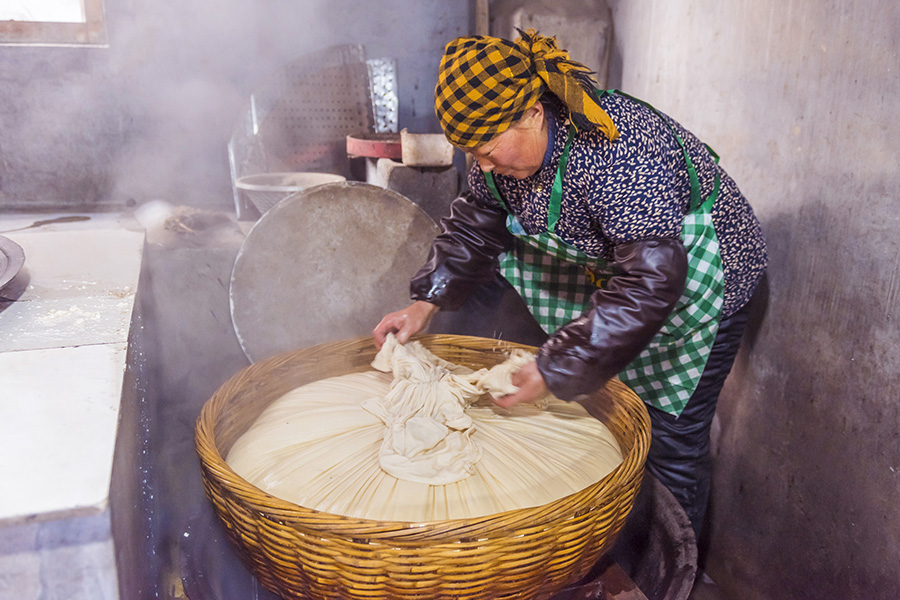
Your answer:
[467,103,548,180]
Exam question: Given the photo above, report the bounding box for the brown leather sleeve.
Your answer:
[410,193,513,310]
[536,237,688,401]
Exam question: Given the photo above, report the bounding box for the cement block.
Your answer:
[371,158,459,223]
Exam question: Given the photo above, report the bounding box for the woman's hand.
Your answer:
[373,301,439,348]
[492,361,549,408]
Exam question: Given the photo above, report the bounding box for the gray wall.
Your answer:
[608,1,900,598]
[0,1,471,211]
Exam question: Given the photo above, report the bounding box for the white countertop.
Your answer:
[0,216,144,526]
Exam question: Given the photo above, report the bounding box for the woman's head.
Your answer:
[434,29,619,151]
[466,101,547,180]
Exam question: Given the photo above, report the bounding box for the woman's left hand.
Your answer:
[492,361,549,408]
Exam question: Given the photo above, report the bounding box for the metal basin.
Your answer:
[0,235,25,292]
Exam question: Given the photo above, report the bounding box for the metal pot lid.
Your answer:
[230,181,439,363]
[0,235,25,292]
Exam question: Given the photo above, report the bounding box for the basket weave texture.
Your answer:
[196,334,651,600]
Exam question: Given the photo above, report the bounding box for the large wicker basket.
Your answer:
[195,334,650,600]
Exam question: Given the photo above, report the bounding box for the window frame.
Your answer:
[0,0,107,47]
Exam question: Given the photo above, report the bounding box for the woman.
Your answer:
[374,29,767,539]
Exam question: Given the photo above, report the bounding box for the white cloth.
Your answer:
[226,338,623,521]
[363,335,486,484]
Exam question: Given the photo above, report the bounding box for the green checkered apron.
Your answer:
[484,91,724,416]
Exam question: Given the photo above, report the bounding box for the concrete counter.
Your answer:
[0,215,144,600]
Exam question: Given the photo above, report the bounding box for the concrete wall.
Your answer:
[607,1,900,598]
[0,1,471,211]
[489,0,614,86]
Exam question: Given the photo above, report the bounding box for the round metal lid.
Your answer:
[0,235,25,292]
[230,181,439,363]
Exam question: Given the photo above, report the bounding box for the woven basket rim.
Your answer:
[196,334,650,533]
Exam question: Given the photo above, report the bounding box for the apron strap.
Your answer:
[600,89,720,214]
[548,126,575,232]
[485,124,576,235]
[484,169,509,211]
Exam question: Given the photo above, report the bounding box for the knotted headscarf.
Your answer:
[434,28,619,148]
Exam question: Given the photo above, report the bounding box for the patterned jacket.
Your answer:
[464,92,767,319]
[410,92,768,401]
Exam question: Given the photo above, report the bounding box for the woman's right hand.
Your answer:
[373,301,439,348]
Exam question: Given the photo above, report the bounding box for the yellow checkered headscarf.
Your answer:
[434,29,619,148]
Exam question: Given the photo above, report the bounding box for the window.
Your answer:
[0,0,107,46]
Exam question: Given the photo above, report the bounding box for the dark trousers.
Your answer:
[643,302,752,539]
